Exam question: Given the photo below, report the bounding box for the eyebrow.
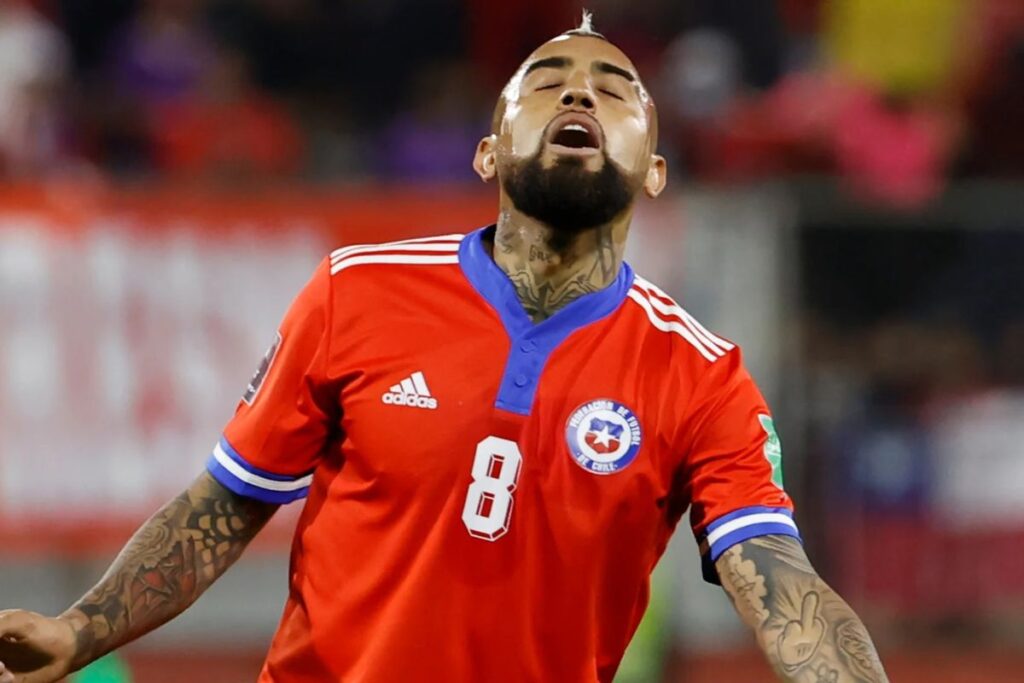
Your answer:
[522,56,638,85]
[595,61,636,83]
[523,56,572,76]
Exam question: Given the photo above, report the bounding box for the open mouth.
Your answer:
[547,115,602,152]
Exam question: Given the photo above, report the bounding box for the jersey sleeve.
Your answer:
[206,257,337,504]
[681,349,800,584]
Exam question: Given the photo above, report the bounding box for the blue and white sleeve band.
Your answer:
[697,505,802,584]
[206,436,313,504]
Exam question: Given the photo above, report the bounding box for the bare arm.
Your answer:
[0,472,277,682]
[717,535,888,683]
[62,471,278,668]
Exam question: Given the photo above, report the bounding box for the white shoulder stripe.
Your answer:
[631,287,726,357]
[636,275,736,351]
[331,242,460,265]
[626,289,718,362]
[330,253,460,275]
[632,276,735,353]
[680,308,735,352]
[632,275,656,292]
[330,233,464,262]
[633,275,669,296]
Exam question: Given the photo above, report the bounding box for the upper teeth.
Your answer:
[563,124,589,133]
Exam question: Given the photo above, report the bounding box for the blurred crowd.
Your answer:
[1,0,1023,201]
[797,225,1024,619]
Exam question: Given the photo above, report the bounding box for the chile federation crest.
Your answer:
[565,399,643,475]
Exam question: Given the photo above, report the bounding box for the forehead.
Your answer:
[525,35,640,76]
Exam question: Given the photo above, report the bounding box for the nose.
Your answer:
[558,86,596,112]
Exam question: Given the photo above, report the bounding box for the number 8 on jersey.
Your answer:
[462,436,523,541]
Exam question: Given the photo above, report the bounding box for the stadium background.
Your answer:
[1,0,1022,680]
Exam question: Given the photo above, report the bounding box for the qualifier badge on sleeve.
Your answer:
[242,331,282,405]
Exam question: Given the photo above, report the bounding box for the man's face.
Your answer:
[482,35,661,233]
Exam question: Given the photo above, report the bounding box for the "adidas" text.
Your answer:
[381,392,438,409]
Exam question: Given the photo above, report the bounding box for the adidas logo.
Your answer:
[381,371,438,410]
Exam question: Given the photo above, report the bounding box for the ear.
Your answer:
[643,154,667,198]
[473,135,498,183]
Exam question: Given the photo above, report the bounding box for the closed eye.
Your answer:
[600,88,624,101]
[536,83,563,91]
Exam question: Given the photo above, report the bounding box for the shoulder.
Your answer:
[315,233,469,330]
[320,232,467,305]
[623,272,738,366]
[327,232,466,278]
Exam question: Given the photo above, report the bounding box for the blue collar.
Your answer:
[458,226,634,415]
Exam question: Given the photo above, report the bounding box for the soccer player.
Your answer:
[0,14,888,683]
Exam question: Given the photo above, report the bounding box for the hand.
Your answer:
[0,610,78,683]
[778,592,826,671]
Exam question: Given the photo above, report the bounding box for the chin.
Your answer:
[541,149,605,172]
[501,148,639,234]
[550,156,603,173]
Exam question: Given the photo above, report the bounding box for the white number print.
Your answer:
[461,436,523,541]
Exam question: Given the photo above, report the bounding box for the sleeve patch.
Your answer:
[242,331,282,405]
[758,414,785,489]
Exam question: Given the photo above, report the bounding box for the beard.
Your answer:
[501,147,640,237]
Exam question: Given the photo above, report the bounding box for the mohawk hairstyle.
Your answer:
[562,9,607,40]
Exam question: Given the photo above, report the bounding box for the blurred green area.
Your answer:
[70,654,132,683]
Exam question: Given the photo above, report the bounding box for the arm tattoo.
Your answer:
[718,535,888,683]
[62,472,277,669]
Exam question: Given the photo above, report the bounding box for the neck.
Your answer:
[490,206,629,323]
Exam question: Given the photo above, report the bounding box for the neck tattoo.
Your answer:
[492,222,621,324]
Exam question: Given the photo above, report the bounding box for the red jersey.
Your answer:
[207,228,799,682]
